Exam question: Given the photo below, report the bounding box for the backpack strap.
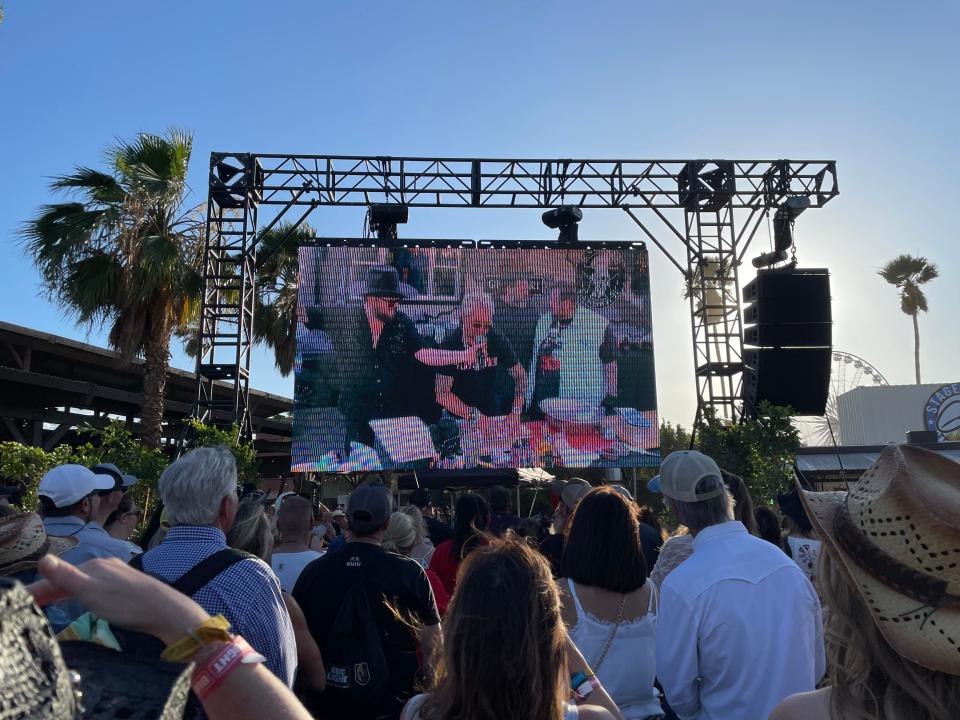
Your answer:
[172,549,254,597]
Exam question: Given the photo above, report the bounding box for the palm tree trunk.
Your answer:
[141,318,171,448]
[913,312,921,384]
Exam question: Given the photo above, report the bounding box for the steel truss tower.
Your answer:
[195,156,837,439]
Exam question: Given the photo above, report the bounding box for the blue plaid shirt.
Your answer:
[140,525,297,686]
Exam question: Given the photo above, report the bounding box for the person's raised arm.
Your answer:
[27,556,313,720]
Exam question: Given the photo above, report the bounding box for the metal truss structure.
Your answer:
[195,155,838,439]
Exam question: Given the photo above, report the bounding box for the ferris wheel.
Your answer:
[794,351,889,447]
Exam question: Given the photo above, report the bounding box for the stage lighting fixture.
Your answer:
[541,205,583,244]
[368,203,409,242]
[752,196,811,268]
[210,155,263,210]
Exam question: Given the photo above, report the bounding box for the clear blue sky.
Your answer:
[1,1,957,427]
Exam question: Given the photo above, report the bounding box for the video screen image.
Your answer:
[291,243,659,472]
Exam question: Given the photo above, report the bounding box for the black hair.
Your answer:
[451,492,490,560]
[562,487,647,593]
[38,496,82,518]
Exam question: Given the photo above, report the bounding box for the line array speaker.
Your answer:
[742,268,832,416]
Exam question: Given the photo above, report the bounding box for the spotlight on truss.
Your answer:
[542,205,583,244]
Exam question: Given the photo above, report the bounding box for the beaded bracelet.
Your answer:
[161,614,233,663]
[191,636,266,700]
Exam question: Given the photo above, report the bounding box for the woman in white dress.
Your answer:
[558,487,664,720]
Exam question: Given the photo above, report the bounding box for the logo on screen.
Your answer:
[576,250,625,309]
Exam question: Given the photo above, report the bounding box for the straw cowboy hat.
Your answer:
[0,512,78,577]
[799,443,960,676]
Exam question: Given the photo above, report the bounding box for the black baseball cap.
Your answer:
[348,483,393,535]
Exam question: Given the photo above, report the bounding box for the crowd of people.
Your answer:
[1,442,959,719]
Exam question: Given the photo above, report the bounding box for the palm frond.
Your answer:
[916,263,939,283]
[19,203,119,285]
[110,129,192,202]
[51,168,126,205]
[63,253,125,325]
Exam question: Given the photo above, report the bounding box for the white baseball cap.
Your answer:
[38,464,116,508]
[91,462,138,489]
[648,451,725,503]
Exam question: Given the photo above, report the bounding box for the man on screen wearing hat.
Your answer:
[652,451,825,720]
[327,265,485,450]
[294,482,441,719]
[38,464,134,565]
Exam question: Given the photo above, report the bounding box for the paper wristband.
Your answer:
[191,636,266,700]
[575,675,601,698]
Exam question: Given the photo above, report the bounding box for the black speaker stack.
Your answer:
[742,268,832,416]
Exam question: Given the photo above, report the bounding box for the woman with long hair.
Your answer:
[428,492,490,595]
[227,498,327,694]
[384,511,450,616]
[559,488,663,719]
[402,539,621,720]
[771,444,960,720]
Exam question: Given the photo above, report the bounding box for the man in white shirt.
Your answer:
[272,494,322,592]
[653,451,825,720]
[38,464,133,564]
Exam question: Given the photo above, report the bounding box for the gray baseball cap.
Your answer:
[648,451,725,503]
[347,483,393,535]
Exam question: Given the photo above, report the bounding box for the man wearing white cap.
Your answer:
[38,464,134,565]
[651,451,825,720]
[89,462,137,531]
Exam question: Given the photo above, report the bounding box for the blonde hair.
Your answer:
[226,499,271,561]
[821,550,960,720]
[382,512,417,555]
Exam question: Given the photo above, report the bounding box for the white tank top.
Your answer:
[566,579,663,719]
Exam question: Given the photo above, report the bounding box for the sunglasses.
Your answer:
[381,298,402,307]
[471,322,492,331]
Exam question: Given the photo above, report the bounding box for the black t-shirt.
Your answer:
[327,308,429,446]
[438,326,519,417]
[293,542,439,718]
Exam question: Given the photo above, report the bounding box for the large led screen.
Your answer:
[291,243,658,472]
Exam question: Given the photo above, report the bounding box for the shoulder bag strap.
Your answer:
[172,549,253,597]
[592,593,626,674]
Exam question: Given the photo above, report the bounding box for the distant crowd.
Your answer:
[1,442,958,720]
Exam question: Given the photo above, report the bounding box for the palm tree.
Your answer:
[254,223,315,375]
[20,129,203,447]
[878,254,939,384]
